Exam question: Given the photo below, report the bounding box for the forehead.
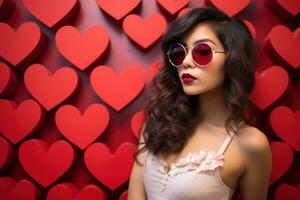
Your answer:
[181,23,220,47]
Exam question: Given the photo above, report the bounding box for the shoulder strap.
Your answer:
[216,130,234,156]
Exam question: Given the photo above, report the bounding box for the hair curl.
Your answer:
[134,7,259,166]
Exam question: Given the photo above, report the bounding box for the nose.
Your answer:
[181,49,195,68]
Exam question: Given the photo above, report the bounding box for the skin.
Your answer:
[128,22,272,200]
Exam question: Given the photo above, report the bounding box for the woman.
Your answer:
[128,7,272,200]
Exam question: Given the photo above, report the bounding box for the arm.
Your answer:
[128,123,147,200]
[239,127,272,200]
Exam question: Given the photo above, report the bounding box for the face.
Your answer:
[173,23,226,96]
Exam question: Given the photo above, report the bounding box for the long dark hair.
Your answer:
[134,7,259,165]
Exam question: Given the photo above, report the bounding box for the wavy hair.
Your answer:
[134,7,259,166]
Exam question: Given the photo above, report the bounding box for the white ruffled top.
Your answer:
[153,150,225,177]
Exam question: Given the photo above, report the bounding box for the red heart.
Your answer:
[84,142,136,190]
[265,25,300,69]
[243,19,256,39]
[19,139,75,187]
[90,66,145,111]
[55,104,110,150]
[55,25,110,71]
[147,60,164,83]
[269,106,300,151]
[47,183,106,200]
[96,0,141,21]
[0,99,44,144]
[118,190,128,200]
[22,0,78,28]
[0,62,18,97]
[0,177,39,200]
[269,141,293,185]
[122,13,167,49]
[274,183,300,200]
[177,7,192,17]
[209,0,251,16]
[157,0,190,15]
[0,136,13,170]
[0,22,42,66]
[277,0,300,16]
[24,64,79,111]
[250,66,289,110]
[131,110,145,139]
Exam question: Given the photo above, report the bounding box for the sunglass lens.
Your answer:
[192,43,213,66]
[168,43,185,66]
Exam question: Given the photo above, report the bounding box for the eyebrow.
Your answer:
[181,38,217,46]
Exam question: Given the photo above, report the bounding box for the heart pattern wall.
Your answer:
[0,0,299,199]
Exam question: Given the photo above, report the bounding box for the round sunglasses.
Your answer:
[166,42,226,68]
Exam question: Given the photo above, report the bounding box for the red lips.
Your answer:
[182,73,196,79]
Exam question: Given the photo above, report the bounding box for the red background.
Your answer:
[0,0,300,199]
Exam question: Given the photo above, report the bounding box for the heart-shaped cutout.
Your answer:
[47,183,106,200]
[0,177,39,200]
[55,104,110,150]
[269,106,300,151]
[0,22,43,66]
[250,66,289,110]
[24,64,79,111]
[122,13,167,49]
[22,0,78,28]
[84,142,136,190]
[55,25,110,71]
[19,139,75,187]
[96,0,141,21]
[90,66,145,111]
[0,99,44,144]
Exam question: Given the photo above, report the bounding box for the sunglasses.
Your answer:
[166,42,226,68]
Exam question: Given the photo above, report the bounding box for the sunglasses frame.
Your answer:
[166,41,226,68]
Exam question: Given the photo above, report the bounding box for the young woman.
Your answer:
[128,7,272,200]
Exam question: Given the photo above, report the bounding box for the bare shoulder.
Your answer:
[236,124,271,156]
[235,124,272,199]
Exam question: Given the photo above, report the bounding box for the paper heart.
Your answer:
[0,136,13,170]
[122,13,167,49]
[24,64,79,111]
[0,62,18,97]
[250,66,289,110]
[274,183,300,200]
[96,0,141,21]
[0,99,44,144]
[277,0,300,16]
[84,142,136,190]
[177,7,192,17]
[269,106,300,151]
[243,19,256,39]
[0,177,39,200]
[269,141,293,185]
[209,0,251,16]
[0,22,43,66]
[47,183,106,200]
[90,66,145,111]
[118,190,128,200]
[55,25,110,71]
[22,0,78,28]
[157,0,190,15]
[55,104,110,150]
[265,25,300,69]
[19,139,75,187]
[147,61,164,83]
[131,110,145,139]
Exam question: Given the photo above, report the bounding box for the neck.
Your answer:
[196,85,229,127]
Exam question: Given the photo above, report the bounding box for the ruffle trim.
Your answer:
[152,150,224,177]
